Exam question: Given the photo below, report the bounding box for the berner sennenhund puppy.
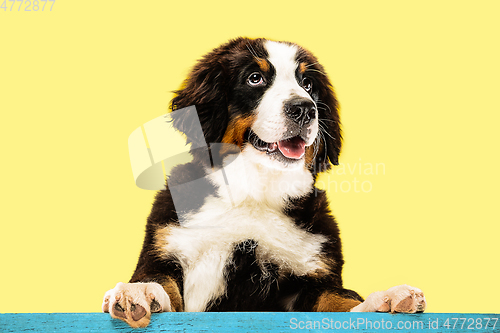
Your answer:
[102,37,426,328]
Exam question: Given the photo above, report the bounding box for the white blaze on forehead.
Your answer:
[265,41,301,87]
[252,40,317,144]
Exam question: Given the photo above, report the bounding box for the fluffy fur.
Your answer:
[102,37,426,328]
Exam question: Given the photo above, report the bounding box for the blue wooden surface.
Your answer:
[1,313,499,332]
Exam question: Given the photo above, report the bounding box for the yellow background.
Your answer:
[1,0,499,314]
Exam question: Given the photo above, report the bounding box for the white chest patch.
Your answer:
[162,150,327,312]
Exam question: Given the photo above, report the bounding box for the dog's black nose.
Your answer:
[284,98,316,126]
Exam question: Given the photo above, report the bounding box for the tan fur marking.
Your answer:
[161,276,184,312]
[256,58,270,72]
[313,291,362,312]
[152,227,184,312]
[153,226,170,256]
[305,145,316,167]
[299,62,307,74]
[222,115,255,147]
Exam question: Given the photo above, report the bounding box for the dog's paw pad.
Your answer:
[112,301,127,319]
[102,282,171,328]
[130,303,147,321]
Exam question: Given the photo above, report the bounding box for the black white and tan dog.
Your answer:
[102,37,426,328]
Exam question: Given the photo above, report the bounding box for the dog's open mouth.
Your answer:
[246,130,306,160]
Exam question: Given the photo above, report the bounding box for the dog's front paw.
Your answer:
[350,284,426,313]
[102,282,171,328]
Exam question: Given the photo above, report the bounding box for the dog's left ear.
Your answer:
[313,64,342,171]
[170,43,233,146]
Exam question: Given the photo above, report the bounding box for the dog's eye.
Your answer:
[301,77,313,92]
[247,72,265,86]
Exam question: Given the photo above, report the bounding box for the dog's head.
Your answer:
[171,37,341,174]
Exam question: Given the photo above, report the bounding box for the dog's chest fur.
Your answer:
[162,150,327,311]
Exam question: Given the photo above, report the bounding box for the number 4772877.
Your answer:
[1,0,56,11]
[443,317,498,330]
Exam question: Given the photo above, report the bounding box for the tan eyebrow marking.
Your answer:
[299,62,307,74]
[256,58,270,72]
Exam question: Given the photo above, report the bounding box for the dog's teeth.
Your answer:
[268,142,278,152]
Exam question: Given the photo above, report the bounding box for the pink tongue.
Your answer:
[277,137,306,159]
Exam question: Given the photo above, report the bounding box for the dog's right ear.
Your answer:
[170,41,237,146]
